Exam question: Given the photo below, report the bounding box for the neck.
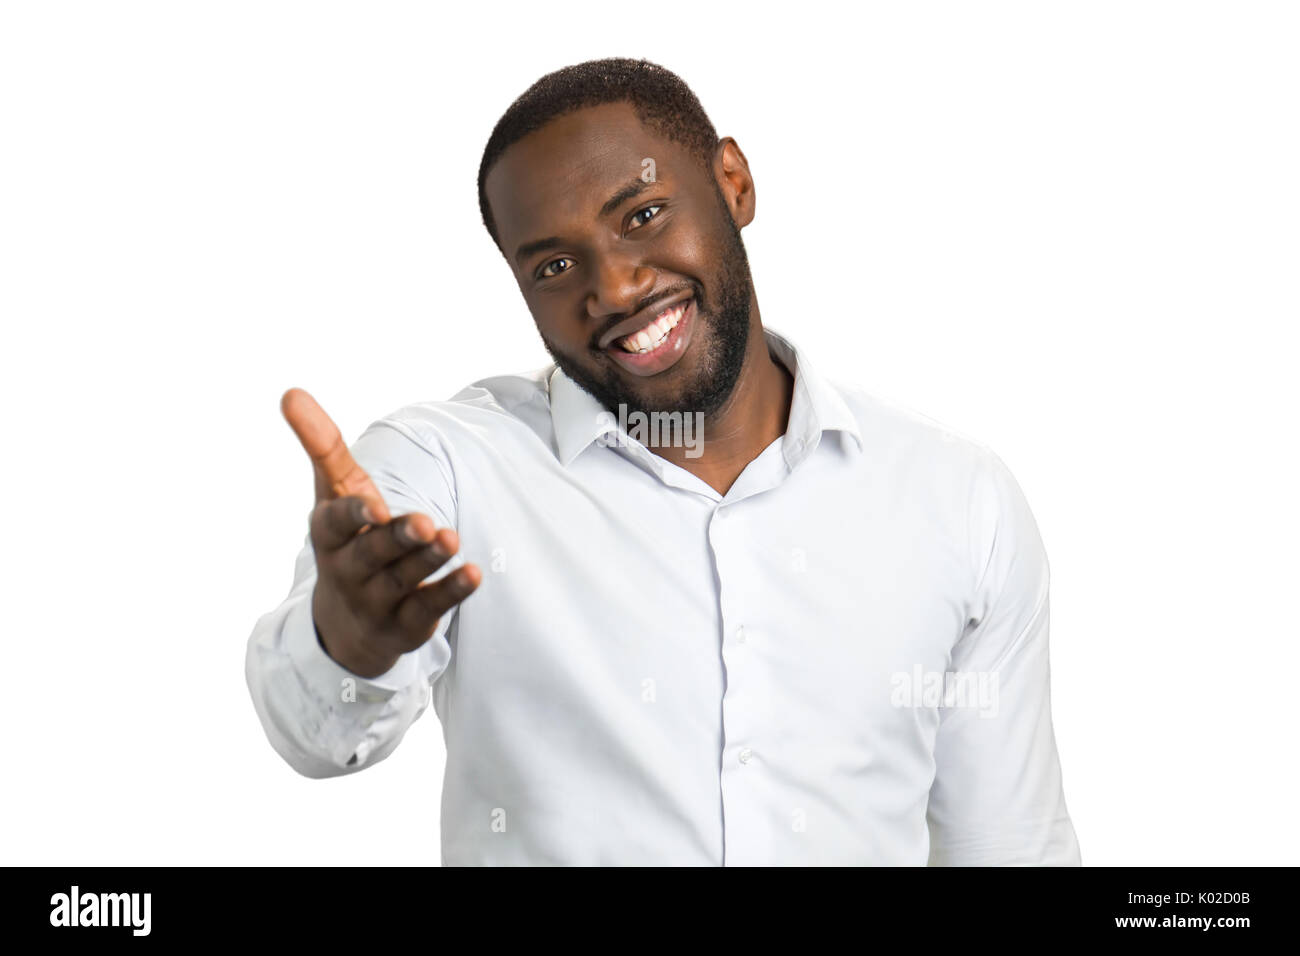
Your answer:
[650,295,794,496]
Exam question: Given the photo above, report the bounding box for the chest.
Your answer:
[442,448,971,731]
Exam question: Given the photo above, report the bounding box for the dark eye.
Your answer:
[629,204,663,229]
[538,257,573,279]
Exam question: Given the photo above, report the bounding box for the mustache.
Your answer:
[590,284,702,350]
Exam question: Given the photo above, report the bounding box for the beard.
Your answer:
[540,185,754,421]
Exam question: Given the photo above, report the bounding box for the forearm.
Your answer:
[244,539,436,778]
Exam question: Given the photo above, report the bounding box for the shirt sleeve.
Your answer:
[244,418,463,779]
[925,447,1082,865]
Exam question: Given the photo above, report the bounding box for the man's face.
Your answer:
[484,101,755,420]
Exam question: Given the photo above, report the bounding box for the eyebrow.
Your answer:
[513,178,653,268]
[514,235,564,268]
[598,178,650,218]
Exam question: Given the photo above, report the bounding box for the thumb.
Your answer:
[281,387,392,523]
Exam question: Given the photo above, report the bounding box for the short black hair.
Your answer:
[476,57,720,255]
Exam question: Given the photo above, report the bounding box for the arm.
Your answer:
[245,393,478,779]
[926,447,1081,865]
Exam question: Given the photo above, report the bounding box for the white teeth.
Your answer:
[618,300,687,353]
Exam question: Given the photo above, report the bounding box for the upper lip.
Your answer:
[596,292,694,351]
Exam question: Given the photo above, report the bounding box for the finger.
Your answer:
[342,512,445,581]
[392,563,481,644]
[281,387,391,522]
[310,495,381,554]
[358,529,461,613]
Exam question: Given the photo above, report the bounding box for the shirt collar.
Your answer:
[548,325,863,468]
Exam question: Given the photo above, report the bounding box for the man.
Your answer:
[245,57,1081,866]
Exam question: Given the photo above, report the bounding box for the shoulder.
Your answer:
[343,365,556,519]
[830,382,1049,621]
[360,364,556,453]
[830,379,1000,480]
[827,381,1041,562]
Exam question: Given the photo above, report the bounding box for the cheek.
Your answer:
[657,220,713,264]
[529,310,556,338]
[533,312,586,354]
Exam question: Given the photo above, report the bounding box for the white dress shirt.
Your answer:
[245,326,1081,866]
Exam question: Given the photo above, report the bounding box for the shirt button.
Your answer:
[736,625,747,644]
[739,748,753,765]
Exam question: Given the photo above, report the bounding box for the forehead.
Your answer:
[485,101,696,249]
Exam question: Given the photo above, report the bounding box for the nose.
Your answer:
[585,249,656,324]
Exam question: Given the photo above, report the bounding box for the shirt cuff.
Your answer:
[282,593,421,700]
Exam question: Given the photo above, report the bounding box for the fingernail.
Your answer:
[360,505,377,524]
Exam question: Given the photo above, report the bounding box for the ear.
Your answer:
[713,137,755,229]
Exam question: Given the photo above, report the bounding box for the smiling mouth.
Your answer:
[600,295,697,378]
[611,298,690,354]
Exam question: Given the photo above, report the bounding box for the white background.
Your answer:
[2,1,1296,865]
